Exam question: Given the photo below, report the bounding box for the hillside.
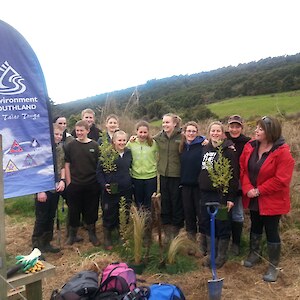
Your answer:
[52,53,300,120]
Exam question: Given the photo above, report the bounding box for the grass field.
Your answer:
[208,90,300,119]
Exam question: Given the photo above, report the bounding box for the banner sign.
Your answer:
[0,20,55,199]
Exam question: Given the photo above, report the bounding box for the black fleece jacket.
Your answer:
[198,139,239,203]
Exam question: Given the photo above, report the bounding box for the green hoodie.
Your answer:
[154,128,181,177]
[126,139,158,179]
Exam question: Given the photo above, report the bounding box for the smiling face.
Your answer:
[113,132,127,152]
[228,123,242,138]
[106,117,119,134]
[82,113,95,127]
[75,125,89,141]
[136,125,149,142]
[162,115,176,135]
[254,125,267,143]
[184,125,198,143]
[209,124,224,144]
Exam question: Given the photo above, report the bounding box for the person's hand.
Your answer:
[247,188,259,198]
[56,180,65,192]
[129,135,137,143]
[201,139,209,146]
[227,201,234,211]
[105,184,111,194]
[37,192,47,202]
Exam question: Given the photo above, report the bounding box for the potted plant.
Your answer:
[99,131,119,194]
[205,146,233,220]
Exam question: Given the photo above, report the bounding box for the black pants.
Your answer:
[250,210,281,243]
[199,190,231,239]
[101,188,133,230]
[66,182,100,227]
[181,185,201,234]
[32,191,59,238]
[132,177,157,209]
[160,176,184,228]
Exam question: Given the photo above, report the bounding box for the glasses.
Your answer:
[262,116,271,125]
[186,130,197,134]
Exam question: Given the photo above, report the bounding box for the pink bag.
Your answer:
[99,262,136,294]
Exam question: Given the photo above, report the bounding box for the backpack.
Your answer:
[99,262,136,295]
[147,283,186,300]
[50,270,99,300]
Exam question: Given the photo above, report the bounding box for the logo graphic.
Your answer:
[0,61,26,95]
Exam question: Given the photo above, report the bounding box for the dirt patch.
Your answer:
[5,215,300,300]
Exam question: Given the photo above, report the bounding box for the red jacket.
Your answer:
[240,140,294,215]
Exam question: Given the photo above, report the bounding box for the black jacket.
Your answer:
[96,148,132,193]
[198,139,239,203]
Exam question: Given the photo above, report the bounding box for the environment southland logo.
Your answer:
[0,61,26,95]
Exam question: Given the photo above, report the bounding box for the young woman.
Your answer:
[179,121,206,254]
[126,120,158,209]
[198,121,239,268]
[154,113,183,241]
[98,114,120,144]
[240,116,294,282]
[97,130,133,250]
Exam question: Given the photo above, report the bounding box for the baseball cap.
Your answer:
[228,115,243,126]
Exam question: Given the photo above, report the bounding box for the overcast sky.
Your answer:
[1,0,299,104]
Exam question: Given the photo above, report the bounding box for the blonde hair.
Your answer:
[163,113,182,128]
[135,120,153,146]
[81,108,95,118]
[53,123,63,132]
[207,121,224,139]
[106,114,119,124]
[112,130,128,149]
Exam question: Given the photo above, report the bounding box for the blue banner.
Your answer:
[0,20,55,199]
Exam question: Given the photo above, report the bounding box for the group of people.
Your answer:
[31,109,295,283]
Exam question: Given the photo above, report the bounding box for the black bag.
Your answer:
[50,270,99,300]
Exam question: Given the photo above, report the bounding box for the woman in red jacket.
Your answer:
[240,116,294,282]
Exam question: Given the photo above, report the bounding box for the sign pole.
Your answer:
[0,134,7,299]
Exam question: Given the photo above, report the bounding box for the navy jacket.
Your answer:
[96,148,132,193]
[180,136,205,186]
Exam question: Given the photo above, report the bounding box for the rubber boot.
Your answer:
[187,232,197,256]
[230,221,243,256]
[41,232,60,253]
[163,225,172,245]
[32,236,42,249]
[65,227,80,245]
[200,233,207,256]
[103,227,113,250]
[263,242,281,282]
[244,233,262,267]
[87,224,100,246]
[215,238,230,269]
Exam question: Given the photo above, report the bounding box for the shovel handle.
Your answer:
[7,264,23,278]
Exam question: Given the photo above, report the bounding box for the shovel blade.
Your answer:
[208,278,223,300]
